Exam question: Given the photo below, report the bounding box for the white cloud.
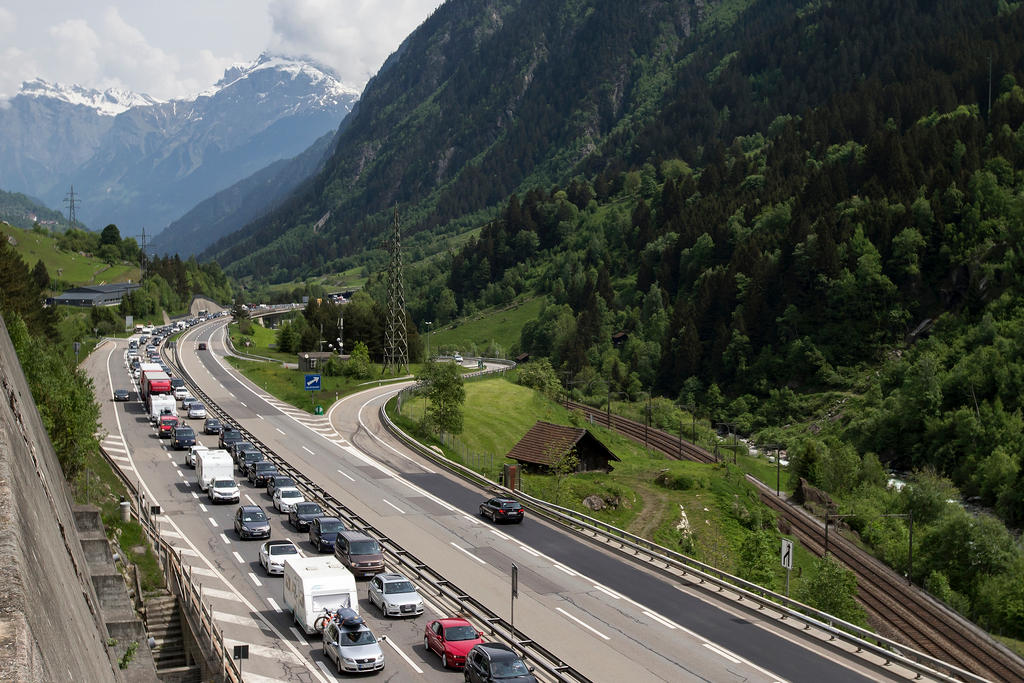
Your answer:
[1,1,439,101]
[0,7,16,35]
[268,0,440,87]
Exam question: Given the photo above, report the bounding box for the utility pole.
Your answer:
[139,227,148,278]
[383,207,409,375]
[63,185,80,228]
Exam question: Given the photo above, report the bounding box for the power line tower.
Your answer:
[139,227,148,278]
[383,207,409,375]
[63,185,80,228]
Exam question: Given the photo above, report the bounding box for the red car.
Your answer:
[158,415,179,437]
[423,618,484,669]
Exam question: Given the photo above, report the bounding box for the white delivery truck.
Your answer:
[283,556,358,635]
[149,394,177,424]
[195,449,233,491]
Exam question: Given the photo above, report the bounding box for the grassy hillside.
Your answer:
[1,222,139,286]
[391,375,804,589]
[428,297,544,358]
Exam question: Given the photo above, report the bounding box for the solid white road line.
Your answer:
[556,607,610,640]
[643,610,678,630]
[703,642,741,664]
[245,494,256,505]
[383,636,423,674]
[450,542,486,564]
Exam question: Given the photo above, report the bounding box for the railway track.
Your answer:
[563,398,1024,683]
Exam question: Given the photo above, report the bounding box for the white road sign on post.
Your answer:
[780,538,793,569]
[781,538,794,597]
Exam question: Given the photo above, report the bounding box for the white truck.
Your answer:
[149,394,177,424]
[195,449,233,491]
[283,556,358,635]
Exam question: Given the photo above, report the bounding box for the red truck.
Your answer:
[141,369,173,409]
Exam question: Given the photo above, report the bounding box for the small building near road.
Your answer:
[298,351,337,372]
[505,421,620,473]
[48,283,140,307]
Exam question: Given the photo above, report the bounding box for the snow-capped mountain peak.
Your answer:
[197,52,360,100]
[17,78,163,116]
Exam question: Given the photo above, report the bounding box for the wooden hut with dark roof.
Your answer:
[505,421,620,473]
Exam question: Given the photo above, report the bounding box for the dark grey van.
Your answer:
[334,530,384,578]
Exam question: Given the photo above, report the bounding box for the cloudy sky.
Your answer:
[0,0,442,100]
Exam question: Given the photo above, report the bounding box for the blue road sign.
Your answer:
[305,374,321,391]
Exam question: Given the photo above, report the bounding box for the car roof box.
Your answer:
[337,607,363,628]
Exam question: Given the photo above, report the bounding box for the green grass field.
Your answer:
[228,321,299,362]
[2,222,139,286]
[428,297,544,358]
[390,375,804,587]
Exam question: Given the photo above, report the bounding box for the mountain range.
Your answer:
[0,53,359,240]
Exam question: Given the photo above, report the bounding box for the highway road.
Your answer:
[87,319,894,682]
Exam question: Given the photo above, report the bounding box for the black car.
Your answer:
[234,505,270,540]
[288,501,324,531]
[308,516,344,553]
[113,388,130,401]
[171,426,197,450]
[266,475,295,497]
[238,449,265,476]
[170,377,185,391]
[219,428,242,450]
[479,497,525,524]
[230,440,255,463]
[247,461,278,486]
[204,418,222,435]
[464,643,537,683]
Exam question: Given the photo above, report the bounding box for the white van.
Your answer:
[283,556,358,635]
[195,449,233,491]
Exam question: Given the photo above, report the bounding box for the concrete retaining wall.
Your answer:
[0,314,123,682]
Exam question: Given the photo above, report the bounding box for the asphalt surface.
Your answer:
[88,320,892,682]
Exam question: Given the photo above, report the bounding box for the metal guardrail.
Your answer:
[381,385,978,683]
[163,339,587,682]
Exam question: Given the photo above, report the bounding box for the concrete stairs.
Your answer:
[73,505,160,682]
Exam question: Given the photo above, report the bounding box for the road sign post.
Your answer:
[233,644,248,677]
[511,563,518,653]
[781,538,794,596]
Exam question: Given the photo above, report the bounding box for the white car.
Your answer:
[187,403,207,419]
[259,539,300,575]
[273,486,304,513]
[173,386,190,400]
[185,444,208,467]
[453,354,463,364]
[207,478,239,504]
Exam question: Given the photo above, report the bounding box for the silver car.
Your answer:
[188,403,207,419]
[368,572,423,617]
[322,617,384,674]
